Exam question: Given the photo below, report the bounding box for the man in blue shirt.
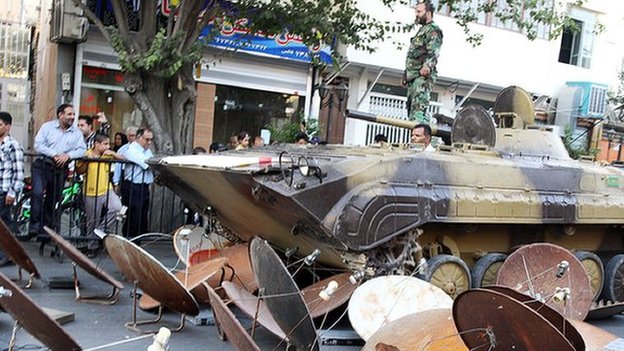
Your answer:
[120,128,154,239]
[29,104,86,240]
[0,112,24,266]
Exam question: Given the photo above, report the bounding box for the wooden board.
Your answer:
[103,234,199,316]
[0,272,81,350]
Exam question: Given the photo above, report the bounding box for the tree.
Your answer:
[73,0,586,155]
[608,68,624,106]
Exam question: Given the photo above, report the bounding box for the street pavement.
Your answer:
[0,238,360,350]
[0,238,623,350]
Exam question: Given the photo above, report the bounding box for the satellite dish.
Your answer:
[451,104,496,147]
[496,242,592,320]
[348,275,453,341]
[493,86,535,128]
[363,308,467,351]
[483,285,584,351]
[249,238,318,351]
[454,289,575,351]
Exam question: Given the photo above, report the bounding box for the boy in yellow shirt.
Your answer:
[80,133,124,255]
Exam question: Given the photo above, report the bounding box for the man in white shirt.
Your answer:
[120,128,154,239]
[30,104,86,240]
[411,123,436,152]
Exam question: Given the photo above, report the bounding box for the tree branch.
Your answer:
[174,0,205,52]
[70,0,112,42]
[171,0,191,37]
[137,0,157,49]
[110,0,131,44]
[183,1,220,52]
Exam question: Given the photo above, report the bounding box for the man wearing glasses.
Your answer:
[120,128,154,241]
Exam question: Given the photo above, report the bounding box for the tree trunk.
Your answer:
[124,64,197,232]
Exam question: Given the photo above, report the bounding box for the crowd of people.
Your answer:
[6,104,155,259]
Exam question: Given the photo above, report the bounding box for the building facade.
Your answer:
[27,0,624,158]
[340,0,624,156]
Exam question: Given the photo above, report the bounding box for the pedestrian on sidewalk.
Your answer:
[0,112,24,266]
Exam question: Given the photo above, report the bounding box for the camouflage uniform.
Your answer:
[405,21,443,123]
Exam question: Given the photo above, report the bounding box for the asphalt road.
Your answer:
[0,238,622,350]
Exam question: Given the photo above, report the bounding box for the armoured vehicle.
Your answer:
[150,86,624,301]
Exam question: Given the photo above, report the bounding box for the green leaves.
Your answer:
[109,27,201,79]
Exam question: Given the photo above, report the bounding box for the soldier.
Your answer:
[404,1,443,123]
[411,123,435,152]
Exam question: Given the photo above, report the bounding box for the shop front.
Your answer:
[76,27,319,149]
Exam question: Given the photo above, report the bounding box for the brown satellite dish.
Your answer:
[104,234,199,331]
[216,243,257,292]
[172,225,230,266]
[139,257,227,310]
[348,275,453,341]
[222,280,287,340]
[453,289,575,351]
[44,226,124,304]
[249,237,318,351]
[493,85,535,128]
[0,218,40,287]
[496,242,592,320]
[301,273,356,318]
[363,308,467,351]
[451,104,496,147]
[206,284,261,351]
[483,285,584,350]
[0,272,81,351]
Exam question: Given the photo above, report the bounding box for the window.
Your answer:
[558,17,594,68]
[429,0,551,39]
[0,22,30,79]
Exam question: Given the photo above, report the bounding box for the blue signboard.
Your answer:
[201,19,333,64]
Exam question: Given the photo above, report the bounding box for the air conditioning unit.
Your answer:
[554,86,582,136]
[50,0,88,43]
[565,81,608,118]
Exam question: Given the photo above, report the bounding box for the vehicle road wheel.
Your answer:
[574,251,604,301]
[471,253,508,288]
[421,254,471,299]
[602,254,624,302]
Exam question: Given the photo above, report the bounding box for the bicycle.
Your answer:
[13,174,87,243]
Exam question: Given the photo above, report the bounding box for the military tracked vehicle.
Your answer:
[150,86,624,301]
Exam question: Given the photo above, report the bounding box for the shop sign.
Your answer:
[201,19,332,64]
[162,0,180,16]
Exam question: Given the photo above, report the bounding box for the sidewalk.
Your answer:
[0,239,249,350]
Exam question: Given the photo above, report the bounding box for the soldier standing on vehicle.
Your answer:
[29,104,86,241]
[404,1,443,123]
[0,112,24,266]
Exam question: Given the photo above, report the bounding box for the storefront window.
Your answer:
[80,66,143,135]
[213,85,305,144]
